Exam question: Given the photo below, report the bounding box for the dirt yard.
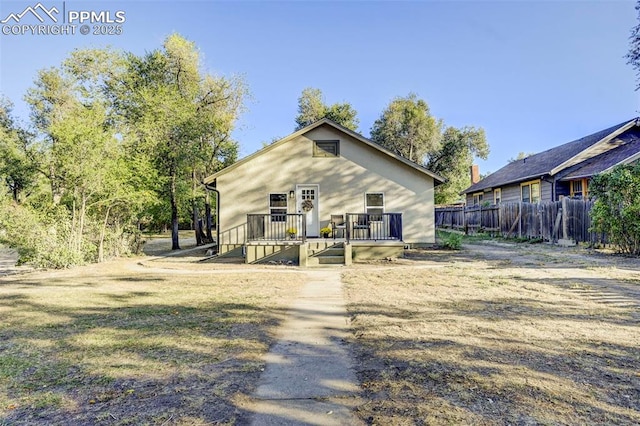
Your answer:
[0,258,305,425]
[344,241,640,425]
[1,240,639,424]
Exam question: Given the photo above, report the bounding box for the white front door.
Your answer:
[296,184,319,237]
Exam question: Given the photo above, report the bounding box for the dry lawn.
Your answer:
[344,242,640,425]
[0,259,304,425]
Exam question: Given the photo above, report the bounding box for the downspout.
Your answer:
[203,182,220,255]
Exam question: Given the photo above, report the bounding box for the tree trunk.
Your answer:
[98,205,112,263]
[193,201,203,245]
[70,197,77,250]
[78,193,87,252]
[171,173,180,250]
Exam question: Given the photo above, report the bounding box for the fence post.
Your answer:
[539,202,544,241]
[561,197,568,241]
[518,201,522,239]
[464,206,468,235]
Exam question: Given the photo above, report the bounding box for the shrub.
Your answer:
[442,232,463,250]
[590,163,640,255]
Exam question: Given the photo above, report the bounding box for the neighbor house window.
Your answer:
[269,193,287,222]
[494,188,501,204]
[570,179,588,198]
[472,192,483,205]
[521,180,541,203]
[313,140,340,157]
[365,192,384,220]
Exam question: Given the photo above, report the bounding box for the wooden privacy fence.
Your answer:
[435,199,606,244]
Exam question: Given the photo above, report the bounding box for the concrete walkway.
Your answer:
[248,269,363,426]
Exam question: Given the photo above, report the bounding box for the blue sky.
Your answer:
[0,0,638,175]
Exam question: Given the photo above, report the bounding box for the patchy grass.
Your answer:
[0,260,304,425]
[344,244,640,425]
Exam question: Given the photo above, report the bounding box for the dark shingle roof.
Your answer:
[463,118,638,194]
[559,128,640,179]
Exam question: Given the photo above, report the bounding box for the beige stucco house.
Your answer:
[203,119,444,265]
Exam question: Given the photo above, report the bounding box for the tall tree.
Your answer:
[24,49,152,259]
[295,87,359,131]
[627,1,640,90]
[427,126,489,204]
[371,93,489,204]
[370,93,443,164]
[0,98,36,202]
[110,33,246,249]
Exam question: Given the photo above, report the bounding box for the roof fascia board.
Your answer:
[549,119,638,176]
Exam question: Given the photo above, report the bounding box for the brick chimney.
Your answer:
[470,164,480,184]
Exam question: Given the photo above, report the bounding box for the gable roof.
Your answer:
[559,128,640,180]
[203,118,445,185]
[463,118,639,194]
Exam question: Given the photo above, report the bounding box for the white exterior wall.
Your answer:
[215,124,436,247]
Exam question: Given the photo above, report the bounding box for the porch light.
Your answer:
[289,190,295,199]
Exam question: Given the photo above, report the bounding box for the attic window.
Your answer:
[313,140,339,157]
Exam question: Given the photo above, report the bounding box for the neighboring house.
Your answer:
[203,118,444,265]
[462,118,640,205]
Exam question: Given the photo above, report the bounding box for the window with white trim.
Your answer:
[269,193,287,222]
[472,192,483,205]
[494,188,501,204]
[365,193,384,220]
[313,140,340,157]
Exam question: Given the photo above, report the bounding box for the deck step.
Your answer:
[307,255,345,266]
[308,247,345,256]
[307,242,346,266]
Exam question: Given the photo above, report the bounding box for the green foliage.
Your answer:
[428,126,489,204]
[590,163,640,255]
[0,98,37,202]
[112,33,246,249]
[0,33,240,267]
[370,93,442,164]
[370,94,489,204]
[441,231,463,250]
[295,87,359,131]
[0,196,82,268]
[508,151,536,162]
[0,194,142,268]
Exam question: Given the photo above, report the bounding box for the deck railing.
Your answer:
[345,213,402,242]
[245,212,402,243]
[247,213,306,242]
